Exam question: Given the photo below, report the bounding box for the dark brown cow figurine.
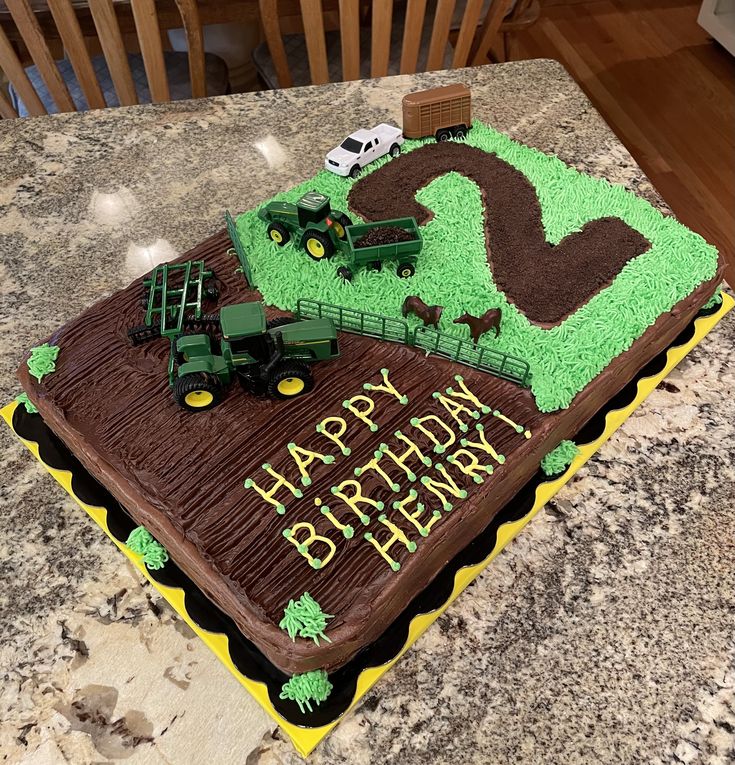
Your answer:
[454,308,502,344]
[402,295,444,329]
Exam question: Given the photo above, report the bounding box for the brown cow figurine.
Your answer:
[402,295,444,329]
[454,308,502,344]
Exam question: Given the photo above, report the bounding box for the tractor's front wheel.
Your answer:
[268,361,314,400]
[332,213,352,240]
[173,372,223,412]
[268,222,291,246]
[302,229,335,260]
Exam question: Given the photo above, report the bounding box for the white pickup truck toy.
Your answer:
[325,124,404,178]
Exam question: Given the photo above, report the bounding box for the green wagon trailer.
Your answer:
[337,217,422,281]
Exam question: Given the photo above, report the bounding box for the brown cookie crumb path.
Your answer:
[354,226,415,248]
[349,142,650,325]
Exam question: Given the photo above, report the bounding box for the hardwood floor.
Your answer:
[510,0,735,287]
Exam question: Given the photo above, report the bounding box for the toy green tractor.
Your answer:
[257,191,352,260]
[171,301,339,412]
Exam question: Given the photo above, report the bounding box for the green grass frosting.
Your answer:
[235,121,719,412]
[541,440,580,476]
[126,526,169,571]
[15,392,38,414]
[27,343,60,383]
[279,592,333,645]
[279,669,333,714]
[703,285,723,310]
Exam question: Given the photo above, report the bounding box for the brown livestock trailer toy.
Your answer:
[402,83,472,141]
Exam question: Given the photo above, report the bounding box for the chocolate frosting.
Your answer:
[18,235,723,676]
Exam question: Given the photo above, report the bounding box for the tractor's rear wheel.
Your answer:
[173,372,223,412]
[268,361,314,400]
[302,229,335,260]
[397,261,416,279]
[268,222,290,246]
[332,213,352,240]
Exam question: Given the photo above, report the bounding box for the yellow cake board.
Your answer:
[4,294,732,758]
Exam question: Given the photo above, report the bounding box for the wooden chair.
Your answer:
[253,0,516,89]
[0,0,229,119]
[494,0,540,63]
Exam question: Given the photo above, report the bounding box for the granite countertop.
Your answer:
[1,60,733,764]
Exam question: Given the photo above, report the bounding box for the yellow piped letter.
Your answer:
[354,453,402,492]
[314,497,354,539]
[493,409,532,439]
[243,463,303,515]
[410,414,457,454]
[364,515,417,572]
[342,394,379,432]
[446,448,495,484]
[282,522,336,570]
[392,489,443,538]
[378,430,433,482]
[362,367,409,405]
[445,374,491,414]
[316,416,352,455]
[287,442,335,487]
[460,423,506,465]
[330,479,385,525]
[420,462,468,511]
[432,391,481,433]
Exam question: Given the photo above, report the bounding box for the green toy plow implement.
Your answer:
[127,261,220,347]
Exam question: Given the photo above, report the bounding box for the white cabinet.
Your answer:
[699,0,735,56]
